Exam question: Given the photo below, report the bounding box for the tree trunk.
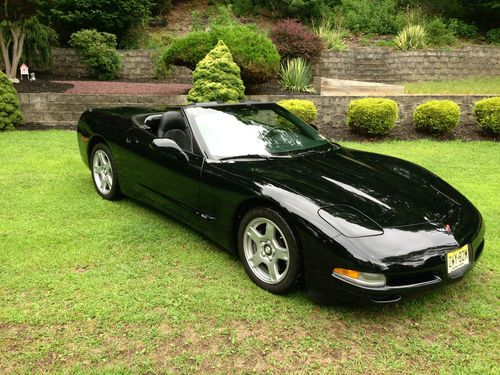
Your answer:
[0,21,26,79]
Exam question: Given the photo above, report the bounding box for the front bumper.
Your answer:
[303,215,485,305]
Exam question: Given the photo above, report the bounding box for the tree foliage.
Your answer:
[0,0,37,78]
[38,0,153,48]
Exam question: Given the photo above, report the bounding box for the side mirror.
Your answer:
[152,138,189,162]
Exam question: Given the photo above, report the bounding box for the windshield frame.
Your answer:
[182,102,331,161]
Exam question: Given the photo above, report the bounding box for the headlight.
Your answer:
[333,267,386,288]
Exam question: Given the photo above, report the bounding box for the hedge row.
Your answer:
[346,97,500,136]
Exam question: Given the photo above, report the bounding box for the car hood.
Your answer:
[221,147,466,229]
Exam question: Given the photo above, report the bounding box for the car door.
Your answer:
[120,123,203,223]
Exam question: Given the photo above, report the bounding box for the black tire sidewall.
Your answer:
[90,143,121,200]
[238,207,302,294]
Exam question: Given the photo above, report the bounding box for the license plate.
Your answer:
[447,245,469,274]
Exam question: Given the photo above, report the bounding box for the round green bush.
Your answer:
[278,99,318,124]
[413,100,461,135]
[0,71,23,131]
[188,40,245,103]
[70,29,123,81]
[346,98,398,136]
[473,97,500,134]
[160,24,280,84]
[486,28,500,45]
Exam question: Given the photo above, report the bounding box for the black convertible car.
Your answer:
[77,102,485,304]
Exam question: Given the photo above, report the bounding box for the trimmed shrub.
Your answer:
[346,98,398,136]
[160,24,279,84]
[341,0,403,35]
[69,29,123,80]
[413,100,460,135]
[0,71,23,131]
[394,25,427,50]
[278,99,318,124]
[486,29,500,45]
[473,97,500,134]
[425,18,456,46]
[279,58,315,93]
[188,40,245,103]
[447,19,477,39]
[270,19,324,63]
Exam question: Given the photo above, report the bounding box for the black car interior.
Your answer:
[133,111,193,153]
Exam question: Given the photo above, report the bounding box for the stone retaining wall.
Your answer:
[47,48,192,81]
[318,46,500,83]
[44,46,500,84]
[19,93,496,140]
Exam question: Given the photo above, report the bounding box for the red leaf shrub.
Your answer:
[270,19,324,63]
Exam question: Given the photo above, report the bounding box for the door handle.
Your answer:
[126,136,139,144]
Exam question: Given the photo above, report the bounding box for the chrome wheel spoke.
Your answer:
[274,245,289,261]
[247,226,263,244]
[264,222,276,241]
[267,261,280,282]
[97,152,105,165]
[100,176,107,190]
[249,251,265,268]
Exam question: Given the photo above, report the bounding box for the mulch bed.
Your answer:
[54,80,191,95]
[15,79,191,95]
[14,76,309,96]
[15,80,75,93]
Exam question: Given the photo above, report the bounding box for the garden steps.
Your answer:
[320,78,405,96]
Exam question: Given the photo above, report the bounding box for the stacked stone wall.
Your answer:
[47,48,192,81]
[19,93,496,140]
[318,46,500,83]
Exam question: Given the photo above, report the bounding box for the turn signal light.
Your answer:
[333,268,360,279]
[333,267,386,288]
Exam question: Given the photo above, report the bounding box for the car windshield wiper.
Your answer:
[294,147,332,157]
[218,154,290,161]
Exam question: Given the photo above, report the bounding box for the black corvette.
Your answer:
[77,102,485,304]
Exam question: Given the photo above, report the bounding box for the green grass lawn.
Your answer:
[1,131,499,374]
[404,76,500,95]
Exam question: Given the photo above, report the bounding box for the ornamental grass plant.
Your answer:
[278,58,315,93]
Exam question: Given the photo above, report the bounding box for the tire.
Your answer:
[90,143,122,200]
[238,207,302,294]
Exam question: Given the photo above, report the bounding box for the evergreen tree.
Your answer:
[188,40,245,103]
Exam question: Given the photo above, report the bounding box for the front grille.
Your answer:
[387,271,438,287]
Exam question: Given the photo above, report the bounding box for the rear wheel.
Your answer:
[238,207,302,294]
[91,143,122,200]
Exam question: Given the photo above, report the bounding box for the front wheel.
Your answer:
[91,143,122,200]
[238,207,302,294]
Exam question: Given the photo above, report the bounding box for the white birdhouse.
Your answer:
[20,63,29,80]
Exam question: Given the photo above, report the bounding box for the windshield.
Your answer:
[185,104,330,159]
